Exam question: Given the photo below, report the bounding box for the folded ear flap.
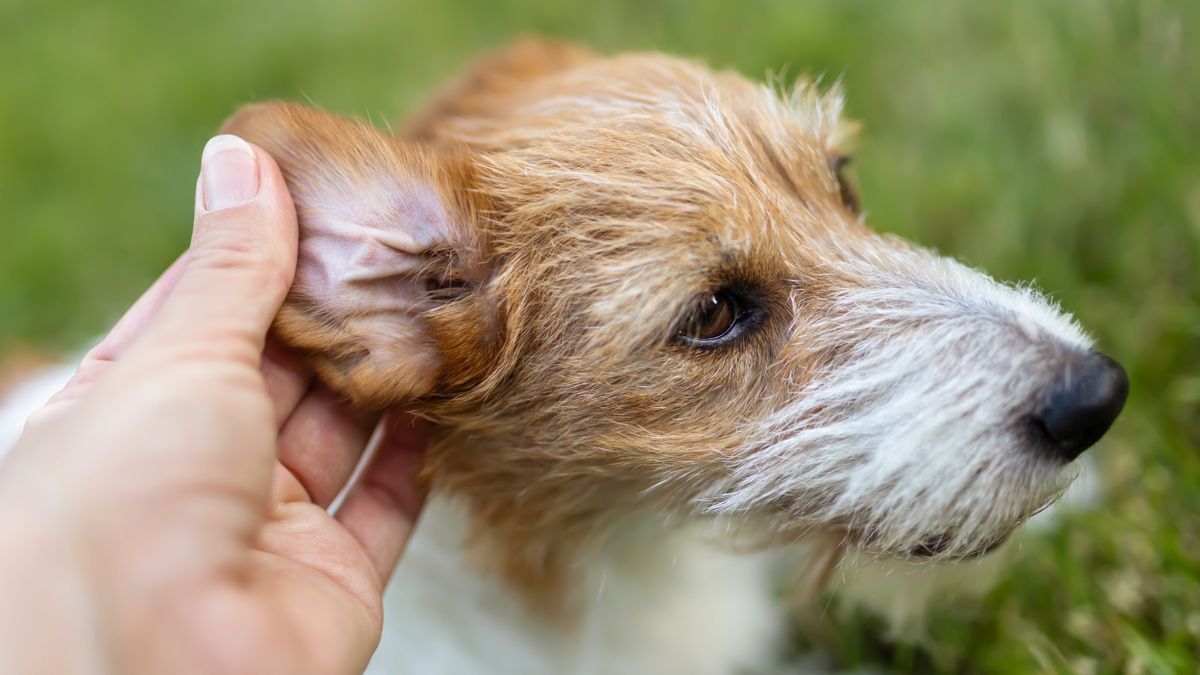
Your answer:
[222,102,488,408]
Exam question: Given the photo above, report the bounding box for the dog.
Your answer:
[0,39,1127,673]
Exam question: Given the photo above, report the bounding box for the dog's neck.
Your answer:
[432,471,842,619]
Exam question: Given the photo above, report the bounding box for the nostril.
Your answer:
[1032,351,1129,462]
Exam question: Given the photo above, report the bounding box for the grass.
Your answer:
[2,0,1197,671]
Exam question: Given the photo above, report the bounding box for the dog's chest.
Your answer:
[369,499,784,675]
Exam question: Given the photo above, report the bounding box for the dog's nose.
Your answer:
[1032,351,1128,462]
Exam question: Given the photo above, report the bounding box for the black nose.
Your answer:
[1032,351,1129,462]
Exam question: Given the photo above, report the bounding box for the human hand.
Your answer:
[0,135,425,675]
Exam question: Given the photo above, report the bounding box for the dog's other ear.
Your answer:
[222,102,489,408]
[402,37,594,142]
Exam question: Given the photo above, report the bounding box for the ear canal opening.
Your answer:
[424,275,474,302]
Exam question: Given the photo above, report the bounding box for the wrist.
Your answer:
[0,472,108,674]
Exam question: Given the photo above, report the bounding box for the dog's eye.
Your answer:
[678,292,743,345]
[831,154,860,214]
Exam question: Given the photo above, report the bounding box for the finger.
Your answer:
[334,411,428,581]
[277,386,378,507]
[261,337,315,427]
[137,135,298,363]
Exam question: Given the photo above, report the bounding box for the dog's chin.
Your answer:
[905,532,1012,560]
[838,527,1014,562]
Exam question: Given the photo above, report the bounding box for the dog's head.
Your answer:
[225,41,1127,584]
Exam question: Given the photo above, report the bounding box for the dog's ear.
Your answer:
[222,102,490,408]
[402,38,594,142]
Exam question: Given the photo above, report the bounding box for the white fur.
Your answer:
[369,501,783,675]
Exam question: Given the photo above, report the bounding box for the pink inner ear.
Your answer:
[296,178,455,318]
[222,101,477,404]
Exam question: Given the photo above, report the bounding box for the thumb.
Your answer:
[141,135,298,360]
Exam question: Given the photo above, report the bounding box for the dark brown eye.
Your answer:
[679,292,741,344]
[830,154,860,213]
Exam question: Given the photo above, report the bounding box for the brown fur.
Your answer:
[224,39,873,613]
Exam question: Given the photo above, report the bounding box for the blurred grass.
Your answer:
[1,0,1197,671]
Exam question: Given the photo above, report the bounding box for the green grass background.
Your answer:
[2,0,1197,671]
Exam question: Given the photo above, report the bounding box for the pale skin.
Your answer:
[0,135,424,675]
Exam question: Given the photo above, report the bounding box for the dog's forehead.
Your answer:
[480,54,862,275]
